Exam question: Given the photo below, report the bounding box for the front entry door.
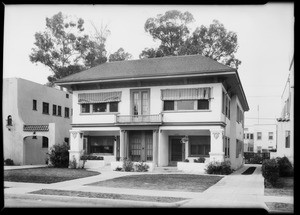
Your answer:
[169,137,185,166]
[129,131,153,162]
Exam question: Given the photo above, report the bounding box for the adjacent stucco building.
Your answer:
[56,55,249,170]
[3,78,73,165]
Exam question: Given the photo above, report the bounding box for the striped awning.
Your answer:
[23,125,49,132]
[161,87,211,100]
[78,91,122,104]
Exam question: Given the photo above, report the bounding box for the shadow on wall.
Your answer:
[23,136,49,165]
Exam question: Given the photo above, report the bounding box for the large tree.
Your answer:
[109,48,132,62]
[29,12,108,86]
[140,10,241,68]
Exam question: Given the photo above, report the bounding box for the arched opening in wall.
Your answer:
[23,136,49,165]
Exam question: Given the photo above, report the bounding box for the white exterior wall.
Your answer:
[3,78,72,165]
[251,124,277,152]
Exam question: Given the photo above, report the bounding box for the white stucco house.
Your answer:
[3,78,72,165]
[56,54,249,170]
[275,55,294,164]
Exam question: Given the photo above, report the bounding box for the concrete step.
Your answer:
[153,166,182,173]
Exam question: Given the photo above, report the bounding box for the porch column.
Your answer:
[152,129,159,167]
[209,129,225,162]
[120,130,126,160]
[69,130,84,168]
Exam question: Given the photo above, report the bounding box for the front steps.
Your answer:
[152,166,183,173]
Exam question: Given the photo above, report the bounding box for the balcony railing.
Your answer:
[116,114,162,125]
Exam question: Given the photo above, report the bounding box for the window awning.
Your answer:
[161,87,211,100]
[78,91,122,104]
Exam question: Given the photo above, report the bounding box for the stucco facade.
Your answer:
[3,78,72,165]
[56,55,249,170]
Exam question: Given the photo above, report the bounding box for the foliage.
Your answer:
[80,155,104,160]
[29,12,108,86]
[205,160,233,175]
[109,48,132,62]
[135,162,150,172]
[4,158,14,166]
[114,167,123,171]
[122,158,134,172]
[69,156,77,169]
[140,10,241,68]
[184,159,190,162]
[276,156,294,177]
[47,142,69,168]
[262,159,279,186]
[249,154,263,164]
[194,157,206,163]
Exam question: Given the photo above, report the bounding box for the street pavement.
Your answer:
[4,164,293,210]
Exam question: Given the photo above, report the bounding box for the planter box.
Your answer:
[177,162,208,174]
[111,161,154,172]
[82,160,105,169]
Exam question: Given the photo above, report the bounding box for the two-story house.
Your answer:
[56,55,249,170]
[3,78,72,165]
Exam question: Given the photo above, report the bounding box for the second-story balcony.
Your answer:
[115,114,162,125]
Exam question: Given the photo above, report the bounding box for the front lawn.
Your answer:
[87,174,223,192]
[4,167,100,184]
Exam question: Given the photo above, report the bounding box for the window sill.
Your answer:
[162,110,211,113]
[42,113,50,115]
[80,112,120,115]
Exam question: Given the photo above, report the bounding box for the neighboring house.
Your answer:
[3,78,72,165]
[56,54,249,170]
[275,55,294,164]
[244,124,277,153]
[243,127,254,152]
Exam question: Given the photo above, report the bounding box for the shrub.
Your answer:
[135,162,149,172]
[194,157,206,163]
[184,159,189,162]
[122,158,134,172]
[276,156,294,177]
[80,155,104,160]
[69,156,77,169]
[4,158,14,166]
[206,160,233,175]
[262,159,279,186]
[114,167,123,171]
[47,142,69,168]
[249,154,263,164]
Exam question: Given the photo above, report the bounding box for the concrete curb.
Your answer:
[5,193,180,208]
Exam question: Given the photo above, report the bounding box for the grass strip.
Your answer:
[30,189,189,203]
[241,167,256,175]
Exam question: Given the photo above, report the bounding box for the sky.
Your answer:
[3,3,294,126]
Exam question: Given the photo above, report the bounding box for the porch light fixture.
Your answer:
[32,131,37,139]
[181,135,189,143]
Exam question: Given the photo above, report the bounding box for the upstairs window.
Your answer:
[81,104,90,113]
[177,100,194,110]
[33,100,37,111]
[163,101,175,111]
[42,102,49,114]
[222,91,230,119]
[285,131,290,148]
[257,132,262,140]
[93,103,107,112]
[53,104,57,115]
[198,99,209,110]
[268,132,273,140]
[109,102,118,112]
[65,107,70,118]
[250,134,254,139]
[58,106,62,116]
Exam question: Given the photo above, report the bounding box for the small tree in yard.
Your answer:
[47,142,69,168]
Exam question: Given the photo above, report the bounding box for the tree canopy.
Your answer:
[140,10,241,68]
[109,48,132,62]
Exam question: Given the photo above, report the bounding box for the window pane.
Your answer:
[177,100,194,110]
[33,100,37,110]
[269,132,273,140]
[58,106,61,116]
[93,103,107,112]
[257,132,262,140]
[81,104,90,113]
[65,107,69,117]
[89,136,114,154]
[53,105,57,115]
[110,102,118,112]
[42,137,48,148]
[42,102,49,114]
[164,101,174,111]
[198,99,209,110]
[189,136,210,156]
[250,134,254,139]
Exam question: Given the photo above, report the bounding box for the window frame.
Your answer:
[268,132,273,140]
[257,132,262,140]
[33,99,37,111]
[42,136,48,148]
[65,107,70,118]
[188,136,211,157]
[163,99,210,112]
[57,106,62,116]
[53,104,57,115]
[42,102,49,115]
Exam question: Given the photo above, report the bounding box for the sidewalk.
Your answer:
[4,164,293,210]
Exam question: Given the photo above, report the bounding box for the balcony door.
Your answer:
[131,89,150,116]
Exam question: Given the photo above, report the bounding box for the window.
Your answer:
[189,136,210,157]
[285,131,290,148]
[268,132,273,140]
[177,100,194,110]
[42,137,48,148]
[65,107,70,118]
[109,102,118,112]
[163,101,175,111]
[64,138,69,144]
[198,99,209,110]
[222,91,230,119]
[236,140,243,158]
[257,132,262,140]
[89,136,114,154]
[42,102,49,114]
[257,146,262,153]
[58,106,62,116]
[53,105,57,115]
[250,134,254,139]
[66,94,69,98]
[224,137,230,158]
[93,103,107,112]
[81,104,90,113]
[33,100,37,110]
[7,115,12,126]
